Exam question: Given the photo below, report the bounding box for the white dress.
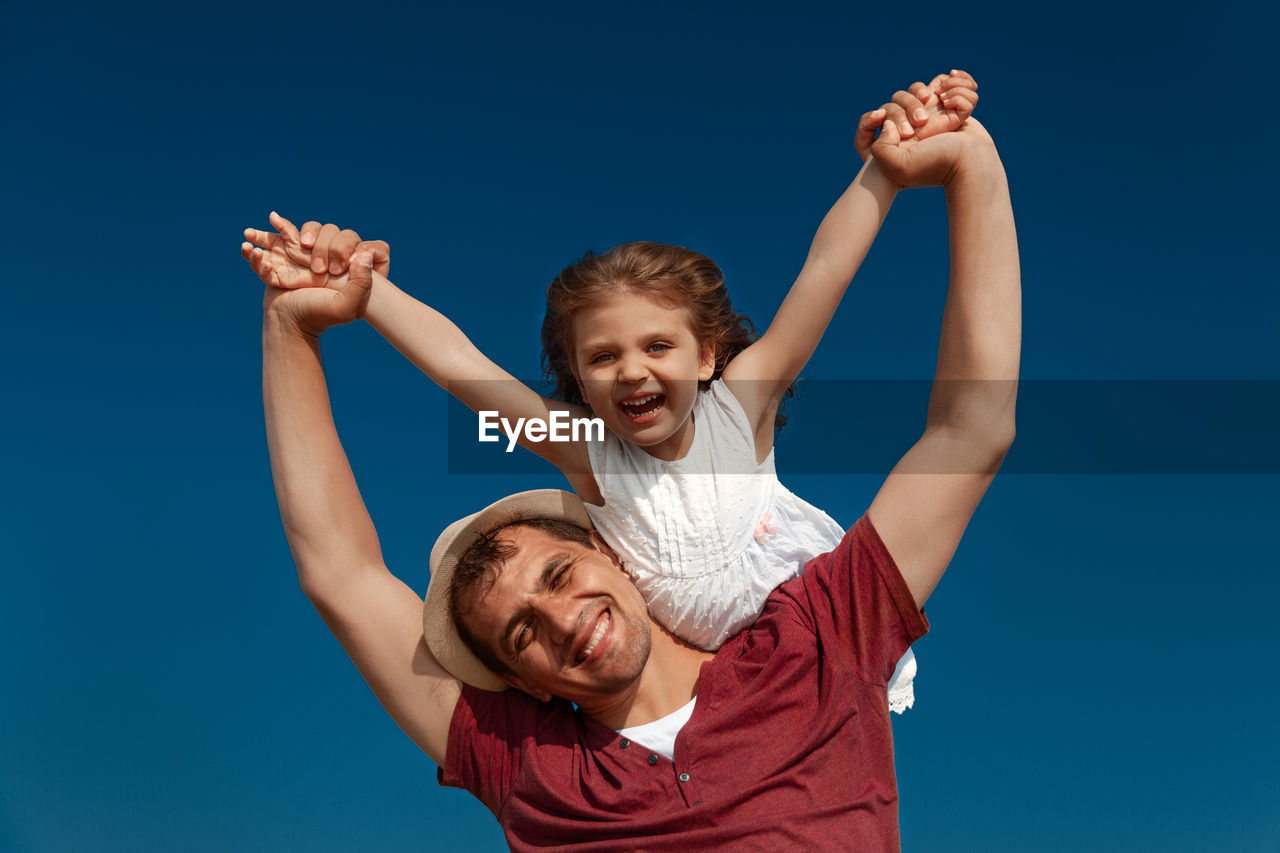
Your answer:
[585,379,917,713]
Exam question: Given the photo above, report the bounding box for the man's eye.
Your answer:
[516,624,532,651]
[551,568,569,590]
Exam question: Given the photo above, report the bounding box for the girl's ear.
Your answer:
[567,358,592,409]
[698,341,716,381]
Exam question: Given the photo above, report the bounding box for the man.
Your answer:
[253,96,1018,849]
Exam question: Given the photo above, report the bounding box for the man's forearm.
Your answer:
[263,311,383,597]
[928,144,1020,440]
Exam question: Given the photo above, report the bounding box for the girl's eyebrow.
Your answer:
[580,330,684,351]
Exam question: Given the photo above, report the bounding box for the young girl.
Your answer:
[243,71,978,713]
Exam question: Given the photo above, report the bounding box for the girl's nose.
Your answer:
[618,353,648,383]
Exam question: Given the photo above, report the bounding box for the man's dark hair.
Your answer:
[450,518,596,677]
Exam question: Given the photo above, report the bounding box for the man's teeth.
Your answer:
[579,613,609,662]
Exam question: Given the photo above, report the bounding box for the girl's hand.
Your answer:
[242,212,329,290]
[243,212,391,289]
[855,70,979,162]
[298,219,392,280]
[242,212,378,336]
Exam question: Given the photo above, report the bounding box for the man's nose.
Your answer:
[536,601,579,645]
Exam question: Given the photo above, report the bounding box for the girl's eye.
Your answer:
[647,342,671,353]
[590,352,615,364]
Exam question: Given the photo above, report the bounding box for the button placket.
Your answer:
[672,766,702,807]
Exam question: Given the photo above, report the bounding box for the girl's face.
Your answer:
[570,291,714,461]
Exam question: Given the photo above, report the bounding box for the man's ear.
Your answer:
[698,341,716,381]
[589,531,625,572]
[501,672,552,703]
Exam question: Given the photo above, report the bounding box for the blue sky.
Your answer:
[2,1,1276,850]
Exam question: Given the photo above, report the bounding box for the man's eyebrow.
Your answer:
[499,553,572,653]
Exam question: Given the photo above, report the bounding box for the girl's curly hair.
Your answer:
[542,242,790,428]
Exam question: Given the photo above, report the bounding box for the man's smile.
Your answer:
[572,609,612,667]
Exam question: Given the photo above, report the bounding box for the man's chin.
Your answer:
[573,622,653,699]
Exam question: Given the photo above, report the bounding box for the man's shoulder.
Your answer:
[761,516,879,605]
[739,514,927,683]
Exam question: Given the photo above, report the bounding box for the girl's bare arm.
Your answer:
[245,215,599,500]
[723,72,979,462]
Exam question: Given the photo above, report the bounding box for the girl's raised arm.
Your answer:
[244,214,599,501]
[366,275,600,500]
[723,72,978,460]
[721,149,897,456]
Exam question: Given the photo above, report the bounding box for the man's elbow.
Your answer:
[989,417,1015,458]
[919,409,1015,475]
[294,553,388,609]
[969,409,1015,467]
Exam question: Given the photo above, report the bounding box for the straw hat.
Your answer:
[423,489,594,691]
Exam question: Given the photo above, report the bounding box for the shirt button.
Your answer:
[678,772,691,783]
[647,754,658,766]
[619,739,630,749]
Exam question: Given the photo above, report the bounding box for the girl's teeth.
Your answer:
[621,394,664,415]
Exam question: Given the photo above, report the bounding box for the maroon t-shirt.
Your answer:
[441,515,929,851]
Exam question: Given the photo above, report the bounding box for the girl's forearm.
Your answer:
[805,157,898,282]
[361,273,596,475]
[734,158,897,391]
[363,273,493,390]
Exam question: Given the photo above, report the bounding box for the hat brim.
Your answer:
[423,489,594,691]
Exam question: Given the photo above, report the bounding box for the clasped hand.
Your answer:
[243,69,990,332]
[242,213,389,336]
[853,69,990,188]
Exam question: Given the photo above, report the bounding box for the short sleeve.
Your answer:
[774,515,929,685]
[440,685,540,816]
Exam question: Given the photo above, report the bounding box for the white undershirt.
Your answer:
[615,697,697,761]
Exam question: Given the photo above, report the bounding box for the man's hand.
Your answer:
[870,115,996,190]
[855,70,979,163]
[242,212,381,337]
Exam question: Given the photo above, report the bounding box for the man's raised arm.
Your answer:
[865,117,1020,608]
[254,246,462,765]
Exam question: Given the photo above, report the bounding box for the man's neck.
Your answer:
[588,620,715,730]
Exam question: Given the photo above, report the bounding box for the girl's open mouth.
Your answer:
[619,393,665,423]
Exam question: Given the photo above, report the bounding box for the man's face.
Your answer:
[461,525,654,710]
